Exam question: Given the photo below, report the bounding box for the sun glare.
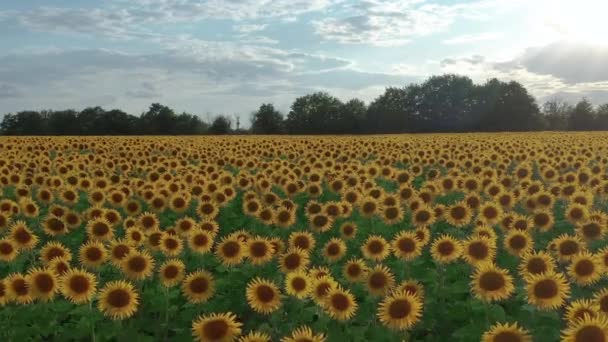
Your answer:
[544,0,608,45]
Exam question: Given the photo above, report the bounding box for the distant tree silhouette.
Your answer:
[568,98,596,131]
[251,104,284,134]
[286,92,343,134]
[542,98,572,131]
[209,115,232,135]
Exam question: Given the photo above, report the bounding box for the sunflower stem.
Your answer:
[89,301,96,342]
[163,286,170,340]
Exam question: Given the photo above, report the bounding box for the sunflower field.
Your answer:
[1,134,608,341]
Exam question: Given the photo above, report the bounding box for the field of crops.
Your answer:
[1,134,608,341]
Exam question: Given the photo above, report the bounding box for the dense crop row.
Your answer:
[1,134,608,341]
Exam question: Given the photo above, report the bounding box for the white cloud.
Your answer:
[313,0,520,46]
[234,24,268,33]
[442,32,502,45]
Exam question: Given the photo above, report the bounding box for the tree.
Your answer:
[286,92,343,134]
[475,79,542,131]
[594,104,608,130]
[139,103,176,135]
[78,107,106,135]
[339,99,367,134]
[0,111,47,135]
[251,104,284,134]
[209,115,232,135]
[568,98,596,131]
[366,86,418,133]
[541,98,572,130]
[48,110,79,135]
[415,74,476,132]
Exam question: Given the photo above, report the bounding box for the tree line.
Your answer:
[2,74,607,135]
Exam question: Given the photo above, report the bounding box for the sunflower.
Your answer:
[107,239,133,266]
[285,271,311,299]
[40,241,72,264]
[519,251,556,279]
[27,267,58,302]
[246,277,282,315]
[339,222,357,239]
[159,259,186,287]
[279,248,310,274]
[532,210,555,232]
[412,205,436,227]
[216,237,245,266]
[174,217,197,236]
[359,198,378,218]
[309,213,333,232]
[257,207,275,226]
[565,299,600,324]
[414,226,431,246]
[481,322,532,342]
[238,331,271,342]
[310,275,339,304]
[474,225,497,240]
[577,220,605,241]
[343,258,368,283]
[462,236,496,266]
[430,235,462,264]
[121,250,155,281]
[445,201,473,227]
[6,273,33,304]
[138,212,160,231]
[471,263,515,302]
[98,280,139,320]
[182,270,215,304]
[377,290,423,330]
[125,226,145,246]
[0,279,7,306]
[86,217,114,241]
[380,205,404,225]
[42,215,68,236]
[565,203,590,225]
[78,240,107,269]
[64,211,82,230]
[322,287,358,321]
[0,238,18,262]
[323,238,347,262]
[391,231,422,261]
[245,236,274,265]
[394,279,425,299]
[553,234,586,262]
[504,230,533,257]
[477,202,503,226]
[362,235,390,262]
[124,199,142,217]
[281,326,326,342]
[568,252,603,286]
[9,221,38,250]
[525,271,570,310]
[59,269,97,304]
[188,229,215,254]
[49,257,71,277]
[169,193,190,213]
[366,264,396,296]
[561,315,608,342]
[288,231,316,253]
[160,234,184,257]
[192,312,242,342]
[274,207,296,228]
[309,266,332,280]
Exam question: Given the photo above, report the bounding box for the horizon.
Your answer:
[1,0,607,125]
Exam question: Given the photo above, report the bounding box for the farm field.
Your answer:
[1,134,608,342]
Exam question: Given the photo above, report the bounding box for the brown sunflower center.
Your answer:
[86,247,103,261]
[0,242,14,254]
[438,241,455,256]
[526,258,547,274]
[222,241,240,258]
[284,254,301,270]
[575,326,605,342]
[291,277,306,291]
[397,238,416,253]
[559,241,579,256]
[12,278,28,296]
[509,235,527,250]
[14,228,32,244]
[190,277,209,293]
[256,285,275,303]
[468,242,489,260]
[479,271,505,291]
[326,243,340,256]
[163,265,179,279]
[107,288,131,308]
[202,319,229,340]
[388,299,411,319]
[493,331,522,342]
[127,256,147,272]
[331,293,350,311]
[250,242,268,257]
[368,240,384,254]
[575,259,595,277]
[451,206,466,220]
[533,279,558,299]
[68,275,92,293]
[369,272,387,289]
[34,273,54,293]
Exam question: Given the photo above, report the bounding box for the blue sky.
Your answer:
[1,0,607,125]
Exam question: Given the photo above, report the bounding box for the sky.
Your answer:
[1,0,607,126]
